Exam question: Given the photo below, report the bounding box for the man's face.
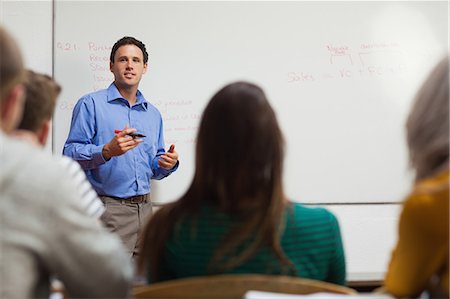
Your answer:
[110,44,148,90]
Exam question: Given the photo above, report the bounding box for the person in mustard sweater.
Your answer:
[385,56,449,298]
[137,82,346,285]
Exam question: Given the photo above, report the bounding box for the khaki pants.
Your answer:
[100,194,152,257]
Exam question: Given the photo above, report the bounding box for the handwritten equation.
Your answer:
[287,42,409,84]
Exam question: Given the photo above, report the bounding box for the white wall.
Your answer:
[328,204,401,282]
[1,0,53,152]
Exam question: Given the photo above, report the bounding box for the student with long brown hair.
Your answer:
[384,56,449,298]
[138,82,346,285]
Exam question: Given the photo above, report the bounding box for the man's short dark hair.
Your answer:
[110,36,149,64]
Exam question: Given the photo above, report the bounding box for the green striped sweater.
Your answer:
[148,202,346,285]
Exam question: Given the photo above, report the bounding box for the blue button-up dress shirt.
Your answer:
[63,83,178,198]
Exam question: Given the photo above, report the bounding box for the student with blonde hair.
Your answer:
[138,81,346,285]
[0,27,132,299]
[385,56,449,298]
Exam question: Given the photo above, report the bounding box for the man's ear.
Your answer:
[143,63,148,74]
[110,61,114,72]
[36,120,50,146]
[1,84,24,133]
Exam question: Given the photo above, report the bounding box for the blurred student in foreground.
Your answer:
[384,56,449,298]
[14,70,104,219]
[0,27,132,298]
[138,81,346,285]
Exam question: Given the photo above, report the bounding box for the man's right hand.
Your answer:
[102,127,142,160]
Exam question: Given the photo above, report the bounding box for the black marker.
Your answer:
[114,130,146,138]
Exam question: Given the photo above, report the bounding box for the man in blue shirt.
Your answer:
[63,36,179,257]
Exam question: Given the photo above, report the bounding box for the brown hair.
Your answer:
[0,27,25,104]
[406,56,449,181]
[17,70,61,132]
[138,82,293,280]
[110,36,149,64]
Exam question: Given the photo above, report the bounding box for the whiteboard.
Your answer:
[53,1,448,204]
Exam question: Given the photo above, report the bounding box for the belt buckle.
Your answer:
[130,195,144,203]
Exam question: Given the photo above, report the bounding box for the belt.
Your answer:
[109,194,148,204]
[124,195,148,203]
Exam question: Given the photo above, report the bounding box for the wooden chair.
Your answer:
[132,274,357,298]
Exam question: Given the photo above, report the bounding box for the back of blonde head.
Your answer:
[406,56,449,181]
[0,27,25,104]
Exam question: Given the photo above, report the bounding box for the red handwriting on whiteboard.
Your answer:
[287,72,315,83]
[56,42,78,52]
[88,42,112,52]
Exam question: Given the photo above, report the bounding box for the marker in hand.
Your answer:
[168,144,175,153]
[114,129,146,138]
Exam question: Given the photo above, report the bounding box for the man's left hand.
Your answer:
[158,148,179,170]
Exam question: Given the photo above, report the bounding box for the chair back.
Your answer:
[133,274,356,298]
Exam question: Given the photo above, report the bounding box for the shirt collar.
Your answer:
[106,83,148,110]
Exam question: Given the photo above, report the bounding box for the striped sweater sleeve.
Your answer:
[58,156,105,218]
